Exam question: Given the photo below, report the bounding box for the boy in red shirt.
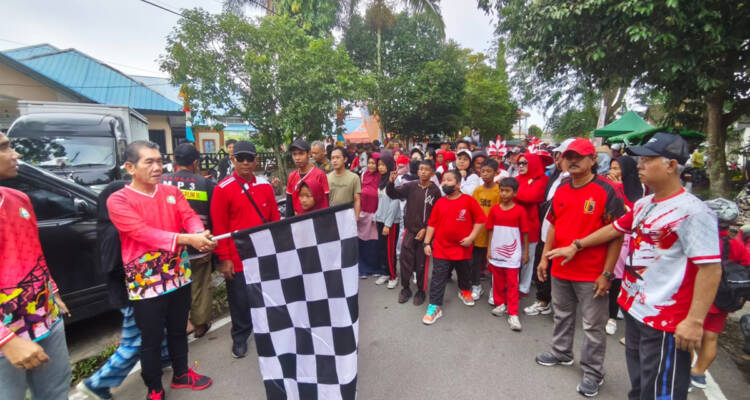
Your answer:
[422,170,486,325]
[285,139,330,216]
[485,177,529,331]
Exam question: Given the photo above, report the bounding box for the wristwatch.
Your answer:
[423,242,431,247]
[572,239,583,251]
[601,271,615,281]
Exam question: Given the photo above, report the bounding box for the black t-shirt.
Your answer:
[162,170,216,230]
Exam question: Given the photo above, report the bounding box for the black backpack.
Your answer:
[713,237,750,312]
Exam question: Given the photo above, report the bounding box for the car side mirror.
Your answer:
[74,198,95,215]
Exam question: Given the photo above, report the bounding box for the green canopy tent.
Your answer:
[592,111,654,138]
[605,127,706,146]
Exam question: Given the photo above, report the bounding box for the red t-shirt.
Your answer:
[428,194,486,260]
[547,176,625,281]
[286,167,330,215]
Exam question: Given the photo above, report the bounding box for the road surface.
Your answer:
[71,277,747,399]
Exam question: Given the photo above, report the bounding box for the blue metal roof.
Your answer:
[3,44,59,60]
[2,46,182,114]
[130,75,182,105]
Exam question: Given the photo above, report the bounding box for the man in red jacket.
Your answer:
[211,141,280,359]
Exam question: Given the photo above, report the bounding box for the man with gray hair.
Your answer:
[311,140,332,173]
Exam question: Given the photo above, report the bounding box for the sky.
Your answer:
[0,0,543,127]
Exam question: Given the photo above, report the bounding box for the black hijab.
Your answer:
[615,156,643,204]
[379,150,395,189]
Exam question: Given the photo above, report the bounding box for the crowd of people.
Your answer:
[1,129,750,400]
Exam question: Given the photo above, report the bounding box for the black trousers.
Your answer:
[227,271,253,345]
[376,222,400,280]
[132,285,191,391]
[608,279,622,319]
[624,312,691,400]
[470,246,487,286]
[533,241,551,303]
[399,230,429,294]
[429,258,471,306]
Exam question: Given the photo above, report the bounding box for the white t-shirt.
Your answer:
[613,189,720,332]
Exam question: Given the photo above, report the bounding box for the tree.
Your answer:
[345,12,465,140]
[462,47,515,141]
[480,0,750,196]
[527,125,543,138]
[161,10,364,181]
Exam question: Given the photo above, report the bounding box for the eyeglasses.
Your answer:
[517,161,528,166]
[235,154,255,163]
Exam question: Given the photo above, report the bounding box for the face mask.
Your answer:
[442,185,456,195]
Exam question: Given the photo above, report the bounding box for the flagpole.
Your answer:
[211,232,233,241]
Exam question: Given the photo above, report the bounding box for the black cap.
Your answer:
[174,143,201,166]
[626,132,690,164]
[233,140,257,155]
[290,139,310,152]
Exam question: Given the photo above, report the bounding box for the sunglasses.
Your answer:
[517,161,528,166]
[235,154,256,163]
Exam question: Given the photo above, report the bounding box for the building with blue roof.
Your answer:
[0,43,191,153]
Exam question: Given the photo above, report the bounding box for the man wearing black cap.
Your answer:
[211,140,280,358]
[285,139,330,217]
[163,144,216,338]
[546,133,722,400]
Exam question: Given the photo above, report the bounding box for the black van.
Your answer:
[0,162,111,323]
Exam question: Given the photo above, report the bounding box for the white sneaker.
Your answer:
[386,279,398,289]
[508,315,522,331]
[374,275,389,285]
[491,304,507,316]
[412,273,417,284]
[606,318,617,335]
[488,293,495,306]
[458,291,475,306]
[524,300,552,315]
[471,285,483,300]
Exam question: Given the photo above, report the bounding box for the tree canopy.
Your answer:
[161,10,365,178]
[480,0,750,194]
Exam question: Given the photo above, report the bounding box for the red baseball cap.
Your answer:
[396,154,410,166]
[562,138,595,157]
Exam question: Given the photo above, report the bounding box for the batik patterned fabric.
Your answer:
[107,184,204,301]
[233,204,359,400]
[0,187,60,351]
[124,248,191,300]
[613,189,720,332]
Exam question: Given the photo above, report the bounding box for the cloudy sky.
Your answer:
[0,0,542,126]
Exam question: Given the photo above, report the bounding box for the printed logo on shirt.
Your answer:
[457,209,467,221]
[494,239,518,258]
[425,194,437,206]
[583,198,596,214]
[19,207,30,219]
[166,195,176,204]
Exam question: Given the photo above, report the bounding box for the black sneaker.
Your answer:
[577,377,604,397]
[535,351,574,366]
[170,368,212,391]
[413,291,426,306]
[398,288,412,304]
[231,340,247,359]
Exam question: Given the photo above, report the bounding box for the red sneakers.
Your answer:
[170,368,213,391]
[147,389,165,400]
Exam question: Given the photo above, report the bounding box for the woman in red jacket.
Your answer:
[515,152,548,294]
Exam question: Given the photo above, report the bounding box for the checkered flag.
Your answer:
[232,204,359,400]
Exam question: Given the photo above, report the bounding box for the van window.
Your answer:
[2,177,77,221]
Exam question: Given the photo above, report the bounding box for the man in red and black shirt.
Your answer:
[535,138,625,397]
[285,139,329,216]
[211,141,280,359]
[0,132,72,399]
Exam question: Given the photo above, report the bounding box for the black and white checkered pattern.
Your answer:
[232,204,359,400]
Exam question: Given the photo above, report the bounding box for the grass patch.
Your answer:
[70,344,118,386]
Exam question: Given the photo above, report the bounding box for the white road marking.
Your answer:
[703,370,728,400]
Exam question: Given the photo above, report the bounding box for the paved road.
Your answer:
[72,277,747,399]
